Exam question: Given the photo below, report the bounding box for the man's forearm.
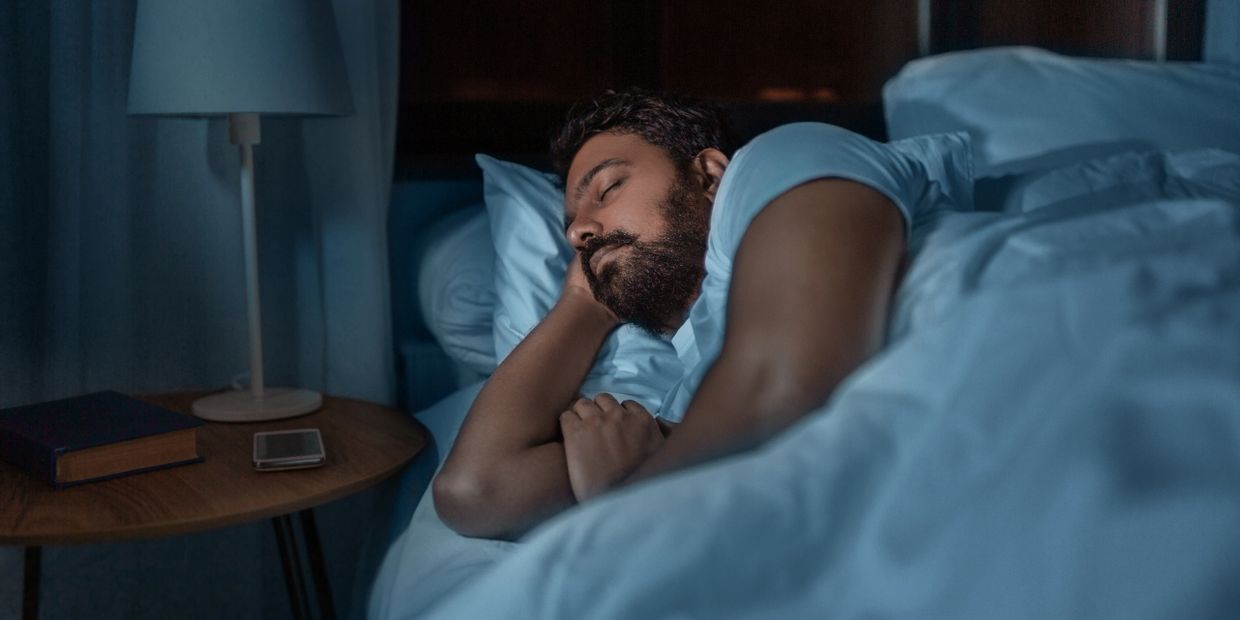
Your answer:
[465,293,616,445]
[436,442,574,539]
[436,292,616,538]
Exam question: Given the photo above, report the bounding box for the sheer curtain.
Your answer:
[0,1,398,618]
[1206,0,1240,64]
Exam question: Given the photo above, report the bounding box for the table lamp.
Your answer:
[127,0,353,422]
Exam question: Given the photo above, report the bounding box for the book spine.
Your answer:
[0,425,57,485]
[57,454,205,488]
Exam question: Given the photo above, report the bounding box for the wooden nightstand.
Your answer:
[0,391,428,620]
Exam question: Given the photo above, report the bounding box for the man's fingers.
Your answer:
[621,400,662,443]
[620,399,649,416]
[593,393,622,412]
[560,410,580,432]
[572,397,603,419]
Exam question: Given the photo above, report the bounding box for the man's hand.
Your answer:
[560,394,663,502]
[562,251,619,324]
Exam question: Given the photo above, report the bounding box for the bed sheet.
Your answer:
[367,382,519,620]
[421,190,1240,617]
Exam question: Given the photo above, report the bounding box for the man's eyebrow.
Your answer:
[572,158,630,202]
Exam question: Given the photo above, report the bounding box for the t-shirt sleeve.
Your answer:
[709,122,973,263]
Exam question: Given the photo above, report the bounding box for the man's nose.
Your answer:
[566,214,603,250]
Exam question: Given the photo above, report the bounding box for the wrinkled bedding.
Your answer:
[372,149,1240,619]
[424,194,1240,618]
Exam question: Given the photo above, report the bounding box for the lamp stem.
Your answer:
[232,113,265,399]
[189,113,321,422]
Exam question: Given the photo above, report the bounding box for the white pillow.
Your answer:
[883,47,1240,178]
[476,154,684,411]
[416,206,498,376]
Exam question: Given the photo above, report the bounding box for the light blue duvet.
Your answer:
[379,148,1240,619]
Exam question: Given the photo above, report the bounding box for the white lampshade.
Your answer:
[128,0,353,116]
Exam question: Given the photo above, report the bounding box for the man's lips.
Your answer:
[589,244,624,274]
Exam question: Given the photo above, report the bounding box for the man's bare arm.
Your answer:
[625,178,904,484]
[434,263,617,539]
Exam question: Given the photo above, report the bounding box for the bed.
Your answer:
[368,39,1240,620]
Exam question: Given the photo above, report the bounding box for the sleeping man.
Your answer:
[433,89,969,539]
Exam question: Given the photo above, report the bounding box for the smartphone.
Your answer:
[253,428,326,471]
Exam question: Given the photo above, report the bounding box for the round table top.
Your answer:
[0,392,428,546]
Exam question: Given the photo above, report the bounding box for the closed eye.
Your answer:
[600,178,624,201]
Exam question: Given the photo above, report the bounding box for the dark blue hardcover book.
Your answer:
[0,390,204,487]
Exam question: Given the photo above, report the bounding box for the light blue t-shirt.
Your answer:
[659,122,974,422]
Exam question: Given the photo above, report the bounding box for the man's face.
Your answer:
[564,132,712,334]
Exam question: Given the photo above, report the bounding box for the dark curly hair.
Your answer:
[550,88,733,180]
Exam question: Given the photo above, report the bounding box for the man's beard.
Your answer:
[579,178,710,334]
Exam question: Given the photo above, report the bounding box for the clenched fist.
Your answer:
[560,393,663,502]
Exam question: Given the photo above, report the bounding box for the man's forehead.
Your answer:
[569,134,669,192]
[569,133,646,173]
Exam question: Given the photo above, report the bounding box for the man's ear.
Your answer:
[693,148,729,202]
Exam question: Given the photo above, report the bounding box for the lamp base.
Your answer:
[192,387,323,423]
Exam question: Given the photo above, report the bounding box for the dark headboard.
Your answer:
[921,0,1207,61]
[394,1,1211,172]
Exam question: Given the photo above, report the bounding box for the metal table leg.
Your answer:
[273,515,310,620]
[272,510,335,620]
[23,546,40,620]
[299,509,336,620]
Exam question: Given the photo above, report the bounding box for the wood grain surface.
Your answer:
[0,392,427,546]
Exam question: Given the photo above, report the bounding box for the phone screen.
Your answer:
[256,430,323,460]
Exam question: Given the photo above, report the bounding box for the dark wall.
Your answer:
[394,0,1204,176]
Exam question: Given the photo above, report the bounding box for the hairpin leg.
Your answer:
[299,509,336,620]
[273,510,335,620]
[23,546,40,620]
[273,515,310,620]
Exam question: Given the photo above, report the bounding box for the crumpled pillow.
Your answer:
[416,205,499,376]
[884,46,1240,179]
